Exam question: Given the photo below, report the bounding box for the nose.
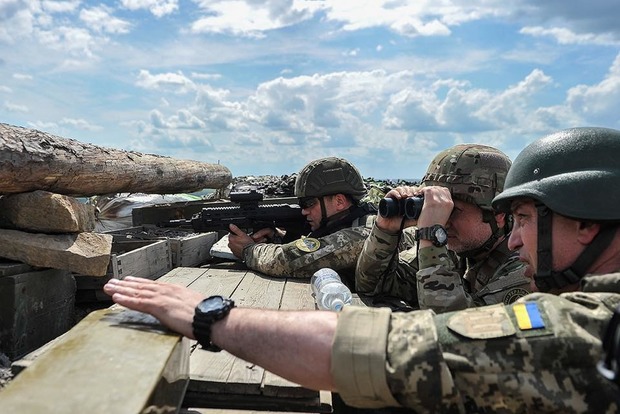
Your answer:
[301,208,310,216]
[508,225,522,251]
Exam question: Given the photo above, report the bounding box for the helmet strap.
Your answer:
[318,196,329,229]
[534,206,617,291]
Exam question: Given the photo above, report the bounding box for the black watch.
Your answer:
[415,225,448,247]
[193,295,235,352]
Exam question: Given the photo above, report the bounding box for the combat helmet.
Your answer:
[421,144,511,211]
[492,127,620,291]
[295,157,367,202]
[421,144,512,257]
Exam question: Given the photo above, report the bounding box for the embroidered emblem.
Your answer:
[513,302,545,330]
[502,288,530,305]
[447,304,516,339]
[295,237,321,252]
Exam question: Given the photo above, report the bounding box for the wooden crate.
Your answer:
[104,226,217,268]
[169,232,218,267]
[0,261,75,359]
[74,236,172,299]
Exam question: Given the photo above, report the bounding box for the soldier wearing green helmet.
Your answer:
[228,156,381,288]
[105,127,620,413]
[356,144,531,311]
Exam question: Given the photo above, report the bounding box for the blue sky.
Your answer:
[1,1,619,183]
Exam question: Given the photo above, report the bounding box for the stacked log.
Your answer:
[0,123,233,275]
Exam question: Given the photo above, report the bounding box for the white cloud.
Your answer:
[4,101,29,112]
[190,0,317,37]
[60,118,103,131]
[37,26,98,58]
[41,0,80,14]
[135,70,196,93]
[520,26,620,46]
[80,6,132,34]
[565,53,620,123]
[13,73,33,80]
[0,85,12,93]
[191,72,222,81]
[120,0,179,18]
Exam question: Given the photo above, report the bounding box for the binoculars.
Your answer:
[378,196,424,219]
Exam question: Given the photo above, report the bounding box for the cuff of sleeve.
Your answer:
[331,306,401,408]
[371,223,401,248]
[418,245,450,269]
[241,243,256,263]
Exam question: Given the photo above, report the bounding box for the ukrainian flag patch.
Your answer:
[513,302,545,330]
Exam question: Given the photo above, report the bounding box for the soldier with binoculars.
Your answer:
[356,144,532,312]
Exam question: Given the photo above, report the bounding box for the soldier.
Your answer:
[104,127,620,412]
[227,157,379,289]
[356,144,531,312]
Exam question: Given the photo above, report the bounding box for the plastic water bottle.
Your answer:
[311,268,353,311]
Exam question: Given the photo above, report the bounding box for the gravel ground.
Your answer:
[0,353,12,389]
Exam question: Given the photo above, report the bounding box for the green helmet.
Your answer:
[422,144,511,211]
[294,157,367,202]
[492,127,620,220]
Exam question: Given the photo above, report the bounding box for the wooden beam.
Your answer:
[0,307,190,414]
[0,229,112,276]
[0,123,232,196]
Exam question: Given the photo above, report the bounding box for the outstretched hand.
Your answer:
[103,276,204,339]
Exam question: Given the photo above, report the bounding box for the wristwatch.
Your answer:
[415,225,448,247]
[192,295,235,352]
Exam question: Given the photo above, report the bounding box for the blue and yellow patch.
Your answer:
[513,302,545,330]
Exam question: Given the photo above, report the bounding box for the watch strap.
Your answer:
[415,225,447,247]
[193,296,235,352]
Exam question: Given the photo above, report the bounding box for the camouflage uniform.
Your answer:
[356,224,530,312]
[356,144,531,312]
[242,157,417,288]
[331,272,620,413]
[243,215,416,289]
[242,213,375,284]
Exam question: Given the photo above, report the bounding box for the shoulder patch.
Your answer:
[502,288,530,305]
[447,304,516,339]
[513,302,545,330]
[295,237,321,252]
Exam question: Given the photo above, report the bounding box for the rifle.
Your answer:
[161,189,308,238]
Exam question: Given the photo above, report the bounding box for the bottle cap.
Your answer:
[332,298,345,311]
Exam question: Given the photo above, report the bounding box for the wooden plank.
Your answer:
[158,266,208,285]
[0,307,189,414]
[116,239,171,280]
[218,273,285,395]
[181,392,332,413]
[171,232,218,267]
[262,278,317,398]
[188,266,254,394]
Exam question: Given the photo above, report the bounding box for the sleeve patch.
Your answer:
[295,237,321,252]
[513,302,545,330]
[447,304,516,339]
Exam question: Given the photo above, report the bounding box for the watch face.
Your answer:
[197,296,225,313]
[434,227,448,245]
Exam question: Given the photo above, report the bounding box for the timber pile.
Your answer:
[0,122,232,275]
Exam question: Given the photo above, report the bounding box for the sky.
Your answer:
[1,0,619,183]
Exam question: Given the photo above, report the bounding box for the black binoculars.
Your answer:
[378,196,424,219]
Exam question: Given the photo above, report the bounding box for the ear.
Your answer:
[577,222,601,245]
[333,194,352,211]
[494,212,506,228]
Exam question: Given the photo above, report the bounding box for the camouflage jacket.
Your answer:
[332,272,620,413]
[243,213,375,287]
[355,222,531,312]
